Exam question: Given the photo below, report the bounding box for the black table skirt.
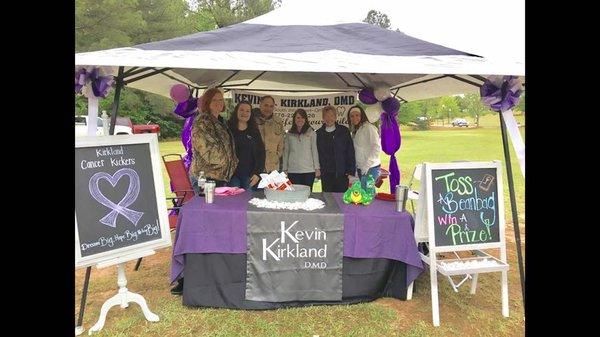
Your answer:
[182,253,408,309]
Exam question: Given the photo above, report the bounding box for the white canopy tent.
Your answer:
[75,0,523,100]
[74,0,525,317]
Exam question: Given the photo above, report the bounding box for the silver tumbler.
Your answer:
[204,181,216,204]
[395,185,408,212]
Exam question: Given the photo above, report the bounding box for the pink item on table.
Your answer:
[214,187,246,196]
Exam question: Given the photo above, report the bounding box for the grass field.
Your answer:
[76,114,525,336]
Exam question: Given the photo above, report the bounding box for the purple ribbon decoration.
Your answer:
[74,66,115,98]
[480,75,523,112]
[88,168,144,228]
[75,68,88,94]
[89,67,115,98]
[172,98,198,173]
[380,99,401,194]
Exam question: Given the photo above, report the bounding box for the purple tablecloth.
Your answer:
[171,191,423,287]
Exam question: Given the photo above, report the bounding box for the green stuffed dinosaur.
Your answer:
[343,175,375,205]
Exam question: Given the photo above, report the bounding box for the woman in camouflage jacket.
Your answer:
[190,88,238,188]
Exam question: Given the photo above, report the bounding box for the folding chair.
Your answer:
[407,163,423,214]
[134,154,195,271]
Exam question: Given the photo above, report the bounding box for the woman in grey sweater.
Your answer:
[283,109,320,191]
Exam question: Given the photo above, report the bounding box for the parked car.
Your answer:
[75,115,132,136]
[451,118,469,127]
[116,116,161,136]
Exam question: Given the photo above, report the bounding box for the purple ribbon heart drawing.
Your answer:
[88,168,144,228]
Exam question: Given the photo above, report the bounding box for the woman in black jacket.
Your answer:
[227,101,266,190]
[316,105,356,192]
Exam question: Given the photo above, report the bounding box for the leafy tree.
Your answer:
[75,0,145,52]
[191,0,280,29]
[398,100,422,125]
[74,0,282,139]
[436,96,460,124]
[460,93,490,127]
[363,10,391,29]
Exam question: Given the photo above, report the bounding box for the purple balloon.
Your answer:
[170,84,190,103]
[359,88,378,105]
[381,97,400,115]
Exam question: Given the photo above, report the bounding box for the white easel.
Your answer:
[88,251,159,335]
[76,134,172,335]
[411,161,509,326]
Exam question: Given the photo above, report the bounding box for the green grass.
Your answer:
[76,115,525,336]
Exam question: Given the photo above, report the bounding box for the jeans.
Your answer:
[287,172,316,191]
[228,175,252,190]
[358,165,380,190]
[189,172,200,195]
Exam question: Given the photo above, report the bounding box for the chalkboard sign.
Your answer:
[415,161,506,251]
[412,161,509,327]
[75,134,171,268]
[431,167,500,247]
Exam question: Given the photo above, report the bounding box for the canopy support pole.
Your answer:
[109,66,125,135]
[498,111,526,310]
[219,71,267,88]
[75,266,92,335]
[124,67,172,84]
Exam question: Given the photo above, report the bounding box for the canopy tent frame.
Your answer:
[103,64,526,308]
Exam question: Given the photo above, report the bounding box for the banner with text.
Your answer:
[231,90,357,130]
[245,193,343,302]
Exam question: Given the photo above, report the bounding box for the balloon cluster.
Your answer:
[358,85,402,194]
[480,75,523,112]
[74,67,114,98]
[358,85,400,115]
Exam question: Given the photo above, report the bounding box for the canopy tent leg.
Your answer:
[109,66,125,135]
[75,266,92,335]
[499,112,525,310]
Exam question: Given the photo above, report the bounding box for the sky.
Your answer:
[185,0,524,65]
[278,0,524,63]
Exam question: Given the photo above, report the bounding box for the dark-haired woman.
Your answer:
[227,101,265,190]
[348,105,381,189]
[282,109,320,190]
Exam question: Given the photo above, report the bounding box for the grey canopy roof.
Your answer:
[75,4,524,100]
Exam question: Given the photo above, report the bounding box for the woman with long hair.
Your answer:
[282,108,320,190]
[227,101,266,190]
[173,87,238,296]
[347,105,381,189]
[189,88,238,190]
